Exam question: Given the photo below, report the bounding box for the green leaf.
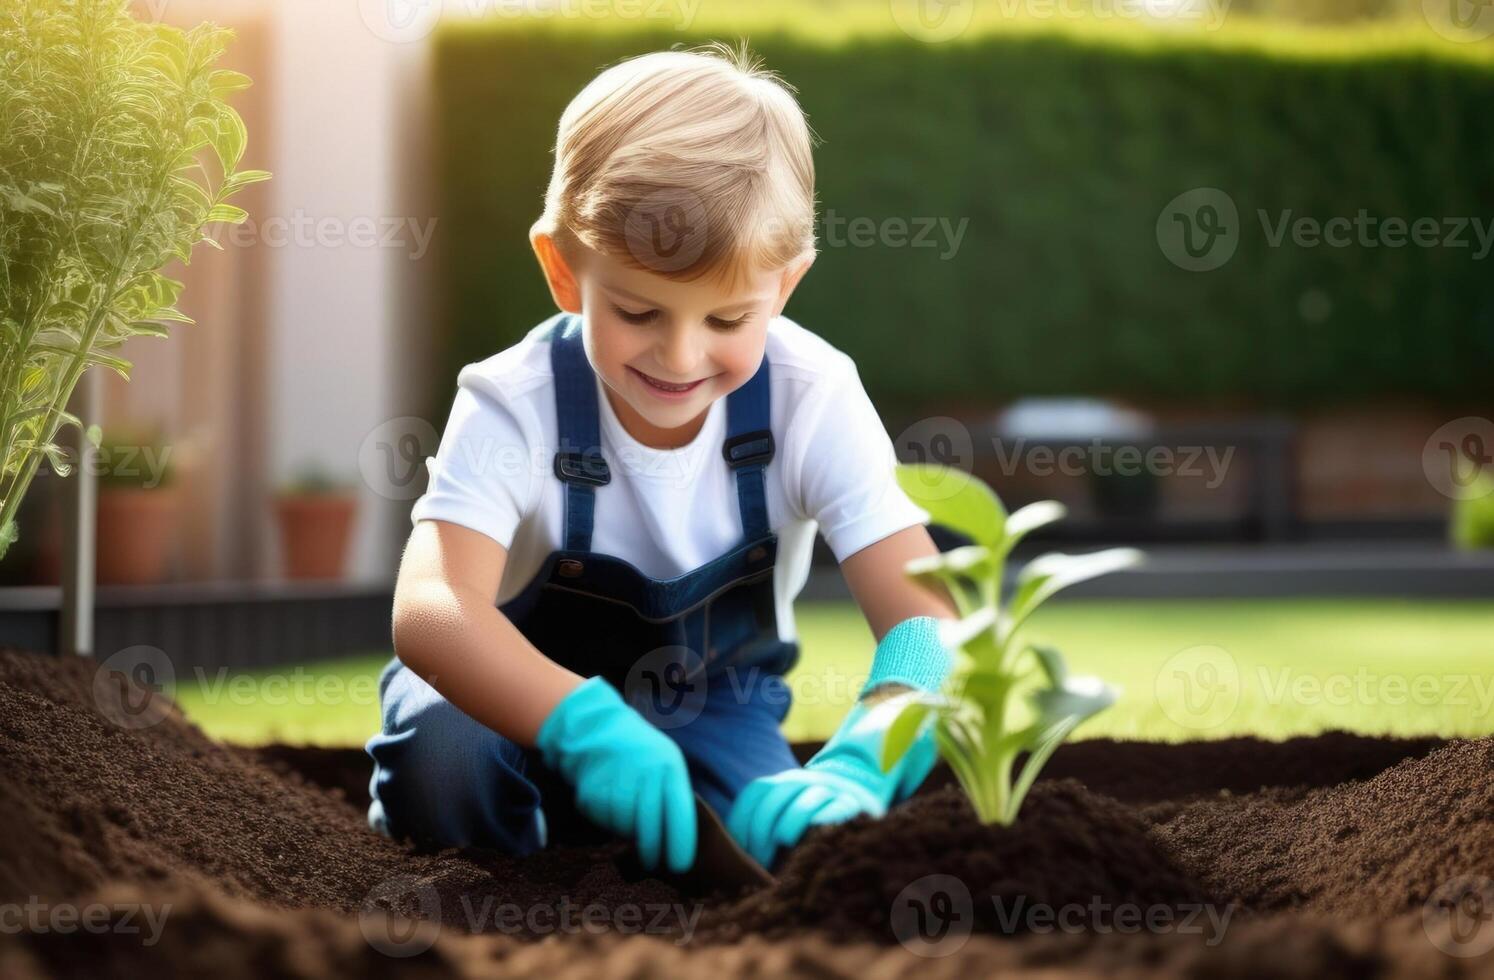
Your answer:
[2,187,57,216]
[879,694,940,771]
[1001,501,1066,554]
[0,519,16,561]
[222,169,272,194]
[43,444,72,478]
[206,204,248,224]
[1028,644,1067,687]
[937,604,995,654]
[1002,547,1144,644]
[32,345,133,381]
[960,667,1015,707]
[1005,717,1079,823]
[211,104,248,172]
[905,544,992,578]
[210,69,253,96]
[895,463,1007,548]
[169,172,213,212]
[1029,674,1117,727]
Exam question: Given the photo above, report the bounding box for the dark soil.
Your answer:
[1,647,1492,978]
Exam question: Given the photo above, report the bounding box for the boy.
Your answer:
[367,42,957,876]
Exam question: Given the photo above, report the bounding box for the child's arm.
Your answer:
[839,524,960,641]
[727,525,959,868]
[392,518,583,744]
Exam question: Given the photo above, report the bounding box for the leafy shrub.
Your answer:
[0,0,267,557]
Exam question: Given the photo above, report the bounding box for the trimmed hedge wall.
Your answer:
[430,23,1494,418]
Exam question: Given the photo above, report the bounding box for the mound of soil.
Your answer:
[1153,736,1494,919]
[0,648,678,927]
[2,647,1492,978]
[713,781,1216,942]
[0,880,1464,980]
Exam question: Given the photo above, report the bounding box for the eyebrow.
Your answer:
[604,283,764,315]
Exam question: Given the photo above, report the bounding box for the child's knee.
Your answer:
[366,696,544,853]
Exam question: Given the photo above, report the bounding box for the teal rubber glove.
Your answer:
[727,615,951,868]
[535,676,697,874]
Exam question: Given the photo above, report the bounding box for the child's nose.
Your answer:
[656,331,705,378]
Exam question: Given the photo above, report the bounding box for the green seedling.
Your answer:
[879,462,1142,825]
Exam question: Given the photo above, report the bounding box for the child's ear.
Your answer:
[531,231,583,314]
[772,250,816,317]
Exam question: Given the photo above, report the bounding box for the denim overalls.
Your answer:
[366,313,803,855]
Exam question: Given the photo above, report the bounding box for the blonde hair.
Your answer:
[532,40,818,289]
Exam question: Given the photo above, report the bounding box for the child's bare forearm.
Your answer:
[392,583,583,746]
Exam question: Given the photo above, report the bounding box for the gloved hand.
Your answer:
[727,615,952,868]
[535,676,697,873]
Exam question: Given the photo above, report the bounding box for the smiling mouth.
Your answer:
[630,367,711,393]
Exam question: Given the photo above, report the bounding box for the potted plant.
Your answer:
[274,467,359,580]
[0,0,268,562]
[880,462,1143,825]
[92,426,180,585]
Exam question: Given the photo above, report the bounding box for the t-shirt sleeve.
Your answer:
[408,381,537,551]
[794,356,930,563]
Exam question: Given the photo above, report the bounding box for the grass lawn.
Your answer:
[174,598,1494,747]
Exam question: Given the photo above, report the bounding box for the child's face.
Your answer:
[535,235,813,449]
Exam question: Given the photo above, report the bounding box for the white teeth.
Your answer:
[641,372,694,392]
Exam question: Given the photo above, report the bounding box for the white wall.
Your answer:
[264,0,439,583]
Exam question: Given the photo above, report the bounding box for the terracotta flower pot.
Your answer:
[97,487,180,585]
[275,493,358,580]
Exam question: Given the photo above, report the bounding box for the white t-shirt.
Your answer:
[409,313,930,643]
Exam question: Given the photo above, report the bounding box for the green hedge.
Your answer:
[430,21,1494,419]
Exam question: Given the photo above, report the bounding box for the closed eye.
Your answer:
[612,303,751,331]
[612,304,659,325]
[707,313,752,331]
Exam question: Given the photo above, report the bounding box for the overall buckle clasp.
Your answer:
[554,450,611,486]
[722,430,774,469]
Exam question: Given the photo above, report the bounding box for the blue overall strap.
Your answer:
[722,353,774,542]
[548,315,609,552]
